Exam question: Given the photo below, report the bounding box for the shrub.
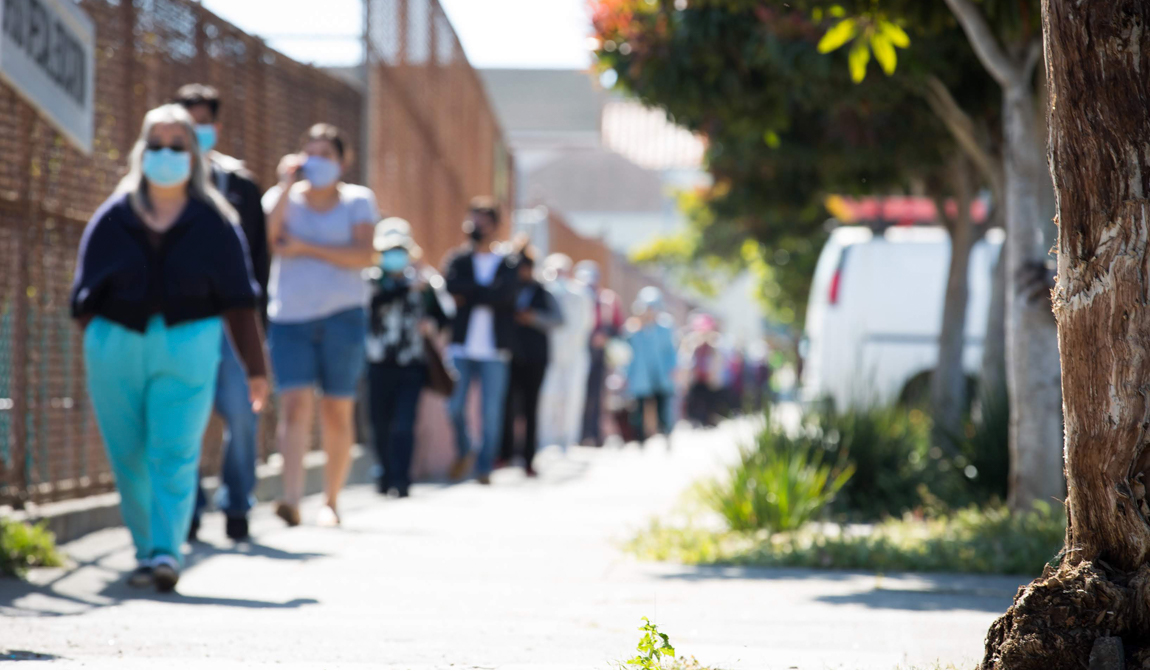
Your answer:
[0,518,64,578]
[960,386,1010,501]
[801,401,1006,518]
[628,503,1065,576]
[806,405,939,517]
[704,426,854,532]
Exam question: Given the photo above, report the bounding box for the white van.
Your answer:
[800,225,1003,410]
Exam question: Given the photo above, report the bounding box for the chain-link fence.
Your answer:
[365,0,514,268]
[0,0,371,506]
[1,0,515,506]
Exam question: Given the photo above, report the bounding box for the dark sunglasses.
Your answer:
[145,142,188,153]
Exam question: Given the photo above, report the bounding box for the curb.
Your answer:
[3,447,374,545]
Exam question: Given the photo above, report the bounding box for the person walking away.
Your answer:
[575,261,623,446]
[727,346,748,415]
[365,218,451,497]
[682,313,725,427]
[537,254,593,451]
[71,104,268,592]
[264,124,378,526]
[499,249,564,476]
[624,287,677,444]
[176,84,270,543]
[444,198,519,485]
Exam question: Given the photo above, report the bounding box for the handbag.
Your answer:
[423,335,456,397]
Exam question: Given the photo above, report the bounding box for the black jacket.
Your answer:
[443,245,520,352]
[71,193,259,332]
[512,281,564,365]
[211,155,269,320]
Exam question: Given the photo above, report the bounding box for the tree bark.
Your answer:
[981,2,1150,667]
[932,157,979,451]
[1001,81,1064,512]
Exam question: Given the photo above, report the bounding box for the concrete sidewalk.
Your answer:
[2,424,1021,669]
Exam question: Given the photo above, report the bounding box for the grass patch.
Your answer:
[1,518,64,578]
[628,502,1065,576]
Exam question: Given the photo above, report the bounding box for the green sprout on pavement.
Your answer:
[627,617,676,670]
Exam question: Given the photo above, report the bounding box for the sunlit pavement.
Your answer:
[2,421,1022,669]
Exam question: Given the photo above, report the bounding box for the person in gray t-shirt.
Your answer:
[263,123,379,528]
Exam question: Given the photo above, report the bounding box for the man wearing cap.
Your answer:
[365,219,452,497]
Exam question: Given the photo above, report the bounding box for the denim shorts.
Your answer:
[268,307,367,397]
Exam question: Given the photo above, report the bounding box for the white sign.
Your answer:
[0,0,95,154]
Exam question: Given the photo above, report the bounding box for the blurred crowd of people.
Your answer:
[68,84,772,593]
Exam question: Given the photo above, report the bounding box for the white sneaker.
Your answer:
[316,505,341,528]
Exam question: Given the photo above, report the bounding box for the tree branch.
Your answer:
[1022,36,1043,82]
[922,75,1005,206]
[942,0,1020,87]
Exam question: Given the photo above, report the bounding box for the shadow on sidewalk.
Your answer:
[0,538,323,617]
[814,587,1016,612]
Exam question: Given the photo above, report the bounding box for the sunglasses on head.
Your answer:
[145,142,188,153]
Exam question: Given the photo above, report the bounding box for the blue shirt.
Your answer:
[71,193,259,333]
[626,318,678,398]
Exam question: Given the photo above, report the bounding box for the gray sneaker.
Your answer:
[152,555,179,593]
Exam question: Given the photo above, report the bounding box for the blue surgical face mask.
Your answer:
[142,148,192,187]
[195,124,218,154]
[380,248,411,273]
[303,155,342,188]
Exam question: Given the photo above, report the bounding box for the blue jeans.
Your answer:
[447,357,510,476]
[85,316,221,563]
[194,335,259,522]
[268,307,367,397]
[368,364,426,491]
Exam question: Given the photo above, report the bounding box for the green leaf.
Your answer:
[848,38,870,83]
[878,20,910,48]
[829,5,846,18]
[817,18,856,54]
[870,33,897,75]
[764,130,780,148]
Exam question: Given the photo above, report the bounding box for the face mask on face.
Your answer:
[195,125,218,154]
[142,148,192,188]
[380,248,410,273]
[303,155,341,188]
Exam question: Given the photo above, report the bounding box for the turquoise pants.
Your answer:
[84,315,222,563]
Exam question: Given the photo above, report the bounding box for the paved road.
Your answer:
[2,424,1022,669]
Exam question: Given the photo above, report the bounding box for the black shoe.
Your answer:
[225,516,250,541]
[187,517,200,543]
[396,486,410,498]
[377,477,391,495]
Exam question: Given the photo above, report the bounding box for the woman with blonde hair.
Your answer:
[71,104,268,592]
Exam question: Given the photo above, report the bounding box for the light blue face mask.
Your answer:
[195,125,218,154]
[303,155,342,188]
[380,248,411,273]
[142,148,192,187]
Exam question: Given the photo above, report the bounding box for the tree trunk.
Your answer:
[980,210,1007,396]
[982,2,1150,667]
[1002,82,1064,512]
[932,158,979,451]
[942,0,1065,513]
